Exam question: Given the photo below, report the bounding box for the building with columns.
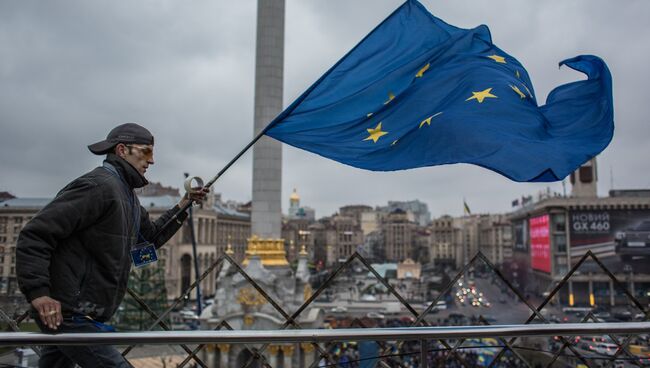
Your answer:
[478,214,513,266]
[310,214,364,266]
[200,239,323,367]
[429,214,513,270]
[382,209,417,262]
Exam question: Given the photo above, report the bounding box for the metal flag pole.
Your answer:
[184,173,202,318]
[149,127,270,241]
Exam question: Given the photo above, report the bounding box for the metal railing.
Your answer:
[1,249,648,368]
[1,322,649,345]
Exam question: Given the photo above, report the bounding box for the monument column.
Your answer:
[252,0,285,239]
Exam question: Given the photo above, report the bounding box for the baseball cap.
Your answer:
[88,123,154,155]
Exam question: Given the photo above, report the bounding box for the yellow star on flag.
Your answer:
[383,92,395,105]
[509,84,526,99]
[466,88,497,103]
[419,112,443,128]
[364,122,388,143]
[522,84,533,98]
[415,63,430,78]
[487,54,506,63]
[515,70,521,79]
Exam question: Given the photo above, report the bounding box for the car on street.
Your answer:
[330,306,348,313]
[614,310,633,321]
[179,310,199,320]
[589,342,619,356]
[424,300,447,312]
[366,312,385,319]
[594,311,613,321]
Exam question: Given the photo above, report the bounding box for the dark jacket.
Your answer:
[16,154,187,322]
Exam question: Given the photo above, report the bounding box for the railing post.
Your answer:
[420,339,427,368]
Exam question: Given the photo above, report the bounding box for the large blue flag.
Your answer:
[264,0,614,182]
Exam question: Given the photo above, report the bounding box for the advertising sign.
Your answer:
[569,210,650,271]
[530,214,551,273]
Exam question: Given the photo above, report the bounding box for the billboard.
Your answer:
[530,214,551,273]
[569,210,650,272]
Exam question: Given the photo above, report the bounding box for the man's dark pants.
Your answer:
[36,318,133,368]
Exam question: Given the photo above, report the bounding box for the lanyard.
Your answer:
[102,162,143,241]
[72,315,116,332]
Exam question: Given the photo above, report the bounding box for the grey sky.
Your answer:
[1,0,648,218]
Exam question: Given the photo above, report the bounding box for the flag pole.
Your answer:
[149,127,270,241]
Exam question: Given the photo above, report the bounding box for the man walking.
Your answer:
[16,123,207,367]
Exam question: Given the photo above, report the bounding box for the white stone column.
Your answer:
[251,0,285,239]
[281,345,295,368]
[204,344,216,368]
[217,344,230,368]
[301,342,316,367]
[267,345,280,367]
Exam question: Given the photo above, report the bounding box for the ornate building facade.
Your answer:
[200,237,323,367]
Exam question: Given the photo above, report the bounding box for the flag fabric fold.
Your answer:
[264,0,614,182]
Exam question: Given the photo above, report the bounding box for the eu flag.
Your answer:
[264,0,614,182]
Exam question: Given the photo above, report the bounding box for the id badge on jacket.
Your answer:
[130,241,158,268]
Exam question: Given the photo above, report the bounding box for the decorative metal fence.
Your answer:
[1,250,649,368]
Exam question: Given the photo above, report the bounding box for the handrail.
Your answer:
[1,322,648,346]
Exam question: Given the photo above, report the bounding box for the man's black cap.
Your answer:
[88,123,154,155]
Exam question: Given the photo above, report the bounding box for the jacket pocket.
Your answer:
[75,257,92,303]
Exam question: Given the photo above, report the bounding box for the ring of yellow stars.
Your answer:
[466,88,497,103]
[415,63,430,78]
[487,54,506,63]
[419,112,443,128]
[364,122,388,143]
[509,84,526,99]
[383,92,395,105]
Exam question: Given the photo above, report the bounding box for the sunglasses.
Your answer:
[126,144,154,160]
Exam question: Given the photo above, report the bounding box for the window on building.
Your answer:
[554,235,567,253]
[552,214,566,232]
[579,166,593,183]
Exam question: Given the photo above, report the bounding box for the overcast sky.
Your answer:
[1,0,648,218]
